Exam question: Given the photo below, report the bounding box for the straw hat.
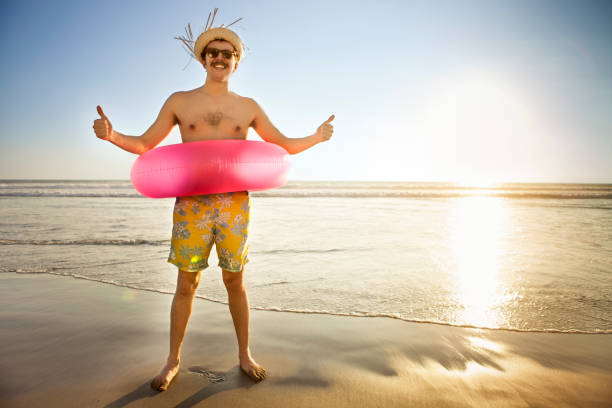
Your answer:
[194,27,244,63]
[175,8,244,64]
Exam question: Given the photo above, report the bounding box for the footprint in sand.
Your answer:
[189,366,226,383]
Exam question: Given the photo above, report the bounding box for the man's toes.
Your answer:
[252,366,267,381]
[241,365,265,382]
[256,367,267,380]
[151,376,168,391]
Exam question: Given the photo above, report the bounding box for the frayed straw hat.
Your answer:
[175,8,244,64]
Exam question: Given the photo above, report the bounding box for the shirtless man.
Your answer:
[93,23,334,391]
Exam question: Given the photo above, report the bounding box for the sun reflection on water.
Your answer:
[450,197,507,328]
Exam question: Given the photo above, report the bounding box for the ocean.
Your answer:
[1,180,611,334]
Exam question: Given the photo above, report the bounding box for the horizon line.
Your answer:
[1,179,611,186]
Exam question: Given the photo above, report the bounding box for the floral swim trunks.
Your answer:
[167,191,250,273]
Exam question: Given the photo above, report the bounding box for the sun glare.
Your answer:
[455,178,501,189]
[423,70,537,183]
[449,197,508,328]
[467,336,504,353]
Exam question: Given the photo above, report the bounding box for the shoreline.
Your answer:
[1,272,611,407]
[3,270,610,335]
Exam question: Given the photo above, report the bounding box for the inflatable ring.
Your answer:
[130,140,291,198]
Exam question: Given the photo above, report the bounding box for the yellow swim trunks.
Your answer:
[167,191,250,273]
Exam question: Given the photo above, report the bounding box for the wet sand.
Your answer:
[1,272,611,407]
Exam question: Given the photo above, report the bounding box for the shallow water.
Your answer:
[1,180,611,333]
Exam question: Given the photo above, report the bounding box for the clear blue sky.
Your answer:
[1,0,611,183]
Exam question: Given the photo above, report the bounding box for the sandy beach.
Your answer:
[1,272,611,408]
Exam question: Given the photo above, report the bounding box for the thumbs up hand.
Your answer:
[315,114,335,142]
[93,105,113,141]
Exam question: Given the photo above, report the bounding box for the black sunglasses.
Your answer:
[205,48,236,60]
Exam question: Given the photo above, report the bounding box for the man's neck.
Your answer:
[201,78,230,96]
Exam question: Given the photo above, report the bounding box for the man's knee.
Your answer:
[222,270,244,292]
[177,270,201,296]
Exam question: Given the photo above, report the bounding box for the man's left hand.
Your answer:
[315,115,335,142]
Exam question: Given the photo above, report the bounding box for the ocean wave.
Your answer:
[0,240,350,254]
[0,238,167,246]
[278,183,612,191]
[3,270,610,335]
[0,192,143,198]
[257,248,356,255]
[2,180,611,199]
[2,191,612,199]
[0,183,133,190]
[1,267,49,274]
[256,191,612,199]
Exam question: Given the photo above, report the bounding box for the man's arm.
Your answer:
[249,99,334,155]
[94,93,178,155]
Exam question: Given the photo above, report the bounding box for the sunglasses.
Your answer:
[204,48,236,60]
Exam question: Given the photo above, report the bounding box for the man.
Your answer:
[93,19,334,391]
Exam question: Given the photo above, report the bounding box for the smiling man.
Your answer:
[93,13,334,391]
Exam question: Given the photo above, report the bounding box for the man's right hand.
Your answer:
[93,105,113,141]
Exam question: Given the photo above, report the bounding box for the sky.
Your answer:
[1,0,611,183]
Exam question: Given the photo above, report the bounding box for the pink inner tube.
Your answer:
[130,140,291,198]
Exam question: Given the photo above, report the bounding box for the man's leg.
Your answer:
[222,268,267,381]
[151,269,201,391]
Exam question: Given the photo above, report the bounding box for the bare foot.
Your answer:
[151,358,180,391]
[239,353,267,382]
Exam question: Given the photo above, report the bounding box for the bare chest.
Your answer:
[175,96,255,142]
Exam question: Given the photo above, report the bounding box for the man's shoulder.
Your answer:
[231,93,260,110]
[165,90,200,109]
[230,92,255,103]
[170,89,194,99]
